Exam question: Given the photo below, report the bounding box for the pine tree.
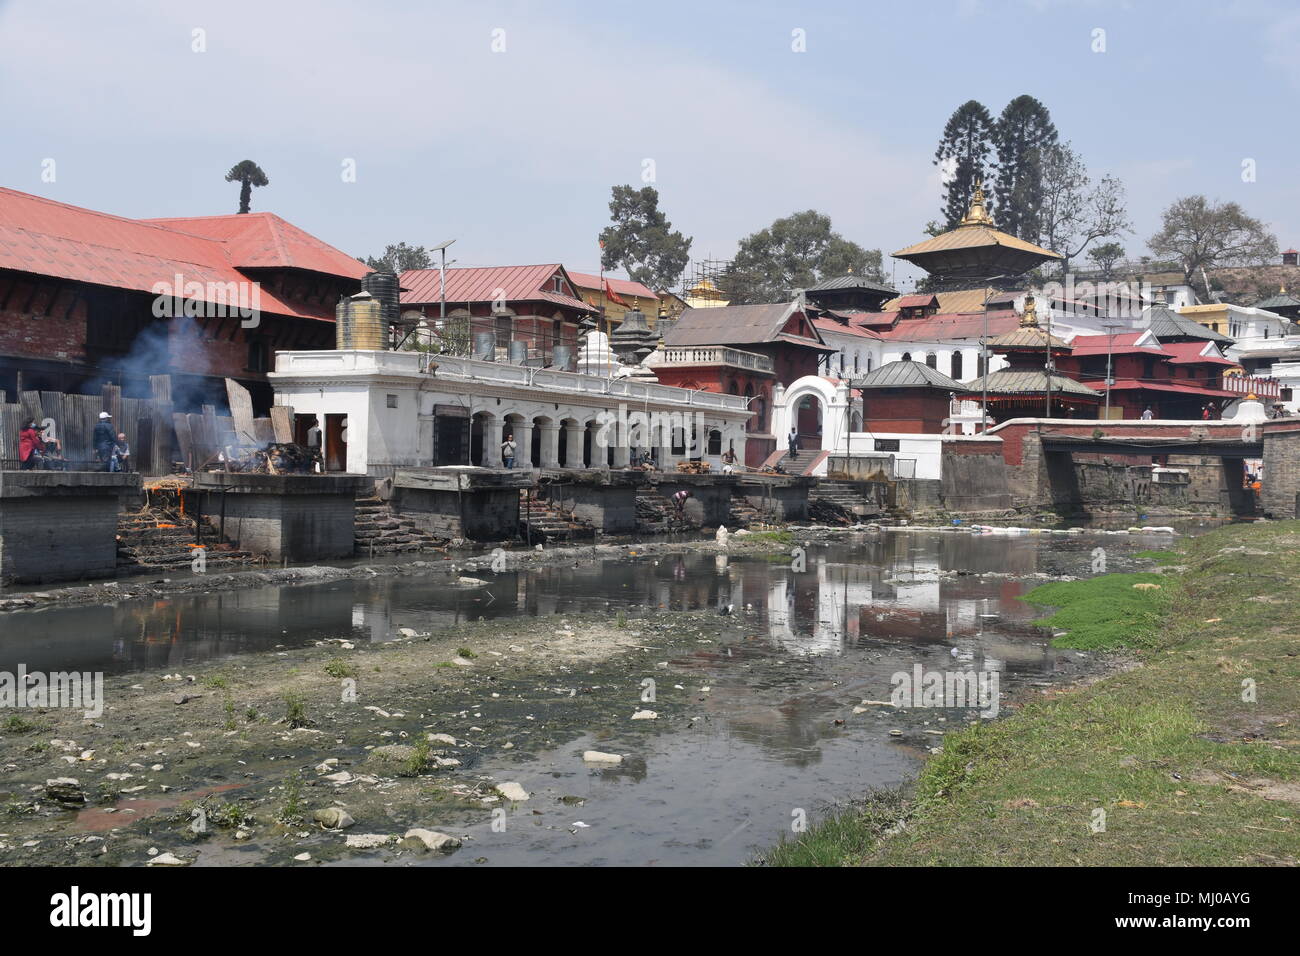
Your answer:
[991,96,1058,242]
[933,100,996,230]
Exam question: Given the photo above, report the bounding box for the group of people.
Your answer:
[17,411,130,472]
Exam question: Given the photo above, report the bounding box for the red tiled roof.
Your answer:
[565,270,658,302]
[1161,341,1238,366]
[142,213,369,278]
[0,186,359,321]
[1087,379,1238,398]
[399,264,595,313]
[812,316,881,339]
[896,294,939,309]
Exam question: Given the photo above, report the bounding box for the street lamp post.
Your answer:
[1102,322,1124,421]
[431,238,456,348]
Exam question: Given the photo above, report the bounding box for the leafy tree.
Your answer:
[991,95,1058,243]
[933,100,996,230]
[1087,241,1126,279]
[224,160,269,215]
[1148,196,1278,286]
[1037,142,1131,273]
[722,210,884,305]
[364,242,433,273]
[598,185,692,291]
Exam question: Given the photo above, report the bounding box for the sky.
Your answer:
[1,0,1297,292]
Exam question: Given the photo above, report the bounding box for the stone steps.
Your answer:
[355,495,447,555]
[116,511,257,571]
[518,491,594,543]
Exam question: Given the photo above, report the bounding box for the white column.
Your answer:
[539,423,561,469]
[483,417,504,467]
[612,414,630,468]
[564,421,586,469]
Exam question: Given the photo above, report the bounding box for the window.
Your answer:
[901,352,912,362]
[926,352,937,369]
[951,351,963,379]
[386,394,398,409]
[707,429,722,455]
[247,339,268,372]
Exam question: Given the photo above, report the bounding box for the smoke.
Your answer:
[113,318,222,412]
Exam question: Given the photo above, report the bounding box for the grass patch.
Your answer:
[282,692,310,729]
[763,521,1300,866]
[324,657,357,679]
[1,714,41,735]
[1021,572,1173,649]
[1134,549,1182,566]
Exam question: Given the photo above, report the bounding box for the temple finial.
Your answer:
[961,178,994,226]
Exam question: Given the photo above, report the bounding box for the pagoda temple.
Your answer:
[890,181,1063,294]
[962,293,1099,422]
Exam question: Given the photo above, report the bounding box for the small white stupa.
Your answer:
[577,331,622,377]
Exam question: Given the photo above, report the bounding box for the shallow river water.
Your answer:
[0,522,1217,866]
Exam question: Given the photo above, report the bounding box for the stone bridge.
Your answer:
[943,418,1295,516]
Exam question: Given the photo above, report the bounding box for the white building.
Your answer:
[269,349,753,477]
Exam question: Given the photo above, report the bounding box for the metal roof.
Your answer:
[1145,305,1233,343]
[399,264,595,313]
[565,269,659,301]
[987,326,1070,350]
[804,274,898,296]
[893,224,1062,262]
[962,369,1100,397]
[662,302,829,349]
[852,359,965,391]
[1255,291,1300,310]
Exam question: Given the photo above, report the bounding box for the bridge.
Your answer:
[942,418,1296,516]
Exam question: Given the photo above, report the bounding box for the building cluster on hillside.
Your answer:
[1,181,1298,480]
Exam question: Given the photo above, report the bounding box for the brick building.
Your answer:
[0,186,368,411]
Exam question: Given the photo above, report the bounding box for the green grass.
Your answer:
[759,521,1300,867]
[1021,572,1173,649]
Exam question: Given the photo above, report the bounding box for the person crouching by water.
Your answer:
[672,488,692,518]
[18,420,44,470]
[110,433,131,473]
[92,411,115,469]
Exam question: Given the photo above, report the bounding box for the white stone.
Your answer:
[631,710,657,720]
[403,828,462,852]
[345,833,393,849]
[495,782,530,802]
[582,751,623,765]
[147,852,189,866]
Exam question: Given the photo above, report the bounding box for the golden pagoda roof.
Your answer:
[892,181,1062,267]
[986,293,1069,349]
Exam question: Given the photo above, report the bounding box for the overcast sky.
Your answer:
[2,0,1296,292]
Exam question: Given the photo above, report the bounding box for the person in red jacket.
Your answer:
[18,420,44,470]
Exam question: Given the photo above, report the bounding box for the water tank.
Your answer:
[508,340,529,365]
[361,272,401,325]
[336,292,385,350]
[472,331,496,361]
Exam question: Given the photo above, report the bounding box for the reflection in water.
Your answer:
[2,528,1186,866]
[0,531,1118,678]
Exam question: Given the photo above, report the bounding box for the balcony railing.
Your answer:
[658,346,774,372]
[1223,374,1281,400]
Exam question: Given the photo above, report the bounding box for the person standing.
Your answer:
[721,445,738,475]
[18,420,44,470]
[93,412,115,468]
[501,433,517,469]
[787,427,799,458]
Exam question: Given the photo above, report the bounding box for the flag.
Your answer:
[604,278,629,307]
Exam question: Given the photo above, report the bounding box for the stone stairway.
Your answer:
[355,496,447,556]
[116,511,256,572]
[760,448,823,476]
[727,496,763,528]
[636,490,691,534]
[809,480,884,524]
[518,491,594,543]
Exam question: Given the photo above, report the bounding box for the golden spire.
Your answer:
[1019,292,1039,328]
[960,178,994,227]
[1282,284,1288,295]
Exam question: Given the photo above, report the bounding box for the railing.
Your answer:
[274,350,752,412]
[1223,374,1281,400]
[659,346,774,372]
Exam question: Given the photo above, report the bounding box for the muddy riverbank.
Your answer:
[0,526,1186,866]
